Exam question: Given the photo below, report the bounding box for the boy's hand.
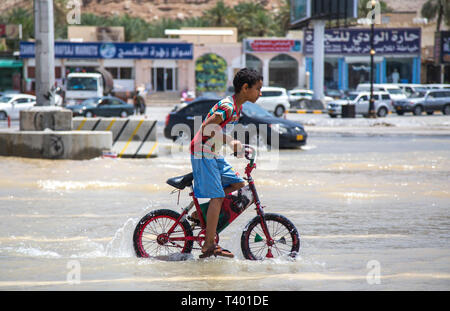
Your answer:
[230,140,244,158]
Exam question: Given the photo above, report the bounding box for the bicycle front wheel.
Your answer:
[133,209,193,258]
[241,213,300,260]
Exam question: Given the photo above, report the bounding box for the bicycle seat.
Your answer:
[166,172,194,190]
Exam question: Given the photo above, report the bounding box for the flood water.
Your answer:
[0,134,449,290]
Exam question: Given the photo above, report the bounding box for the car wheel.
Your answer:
[396,111,404,116]
[120,110,128,118]
[413,105,423,116]
[443,105,450,115]
[0,111,7,120]
[426,111,434,115]
[85,111,94,118]
[274,105,285,117]
[329,114,337,118]
[377,107,388,118]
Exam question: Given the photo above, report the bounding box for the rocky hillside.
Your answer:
[0,0,427,22]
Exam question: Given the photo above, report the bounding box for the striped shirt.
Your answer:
[190,96,240,157]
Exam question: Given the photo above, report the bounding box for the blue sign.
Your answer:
[304,28,421,55]
[19,41,193,59]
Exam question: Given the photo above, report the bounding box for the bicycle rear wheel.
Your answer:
[133,209,193,258]
[241,213,300,260]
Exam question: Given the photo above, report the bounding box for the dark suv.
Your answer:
[393,89,450,115]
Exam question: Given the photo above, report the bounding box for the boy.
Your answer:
[190,68,263,259]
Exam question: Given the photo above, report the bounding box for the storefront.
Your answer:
[304,28,421,91]
[19,41,193,95]
[243,38,304,90]
[0,59,23,92]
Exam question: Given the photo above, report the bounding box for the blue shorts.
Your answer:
[191,155,245,198]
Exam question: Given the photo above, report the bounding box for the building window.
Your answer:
[106,67,118,79]
[348,63,370,90]
[27,66,61,79]
[120,67,133,79]
[246,54,263,74]
[385,58,413,84]
[268,54,298,90]
[105,67,134,80]
[324,58,339,91]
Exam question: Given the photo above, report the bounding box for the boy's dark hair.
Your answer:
[233,68,263,94]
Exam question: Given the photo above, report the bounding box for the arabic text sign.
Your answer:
[304,28,421,55]
[244,39,302,53]
[19,41,193,59]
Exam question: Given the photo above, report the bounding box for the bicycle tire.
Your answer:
[133,209,193,258]
[241,213,300,260]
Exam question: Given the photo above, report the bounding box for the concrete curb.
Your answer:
[288,109,327,114]
[73,117,158,158]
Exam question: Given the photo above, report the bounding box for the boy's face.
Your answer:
[243,80,263,103]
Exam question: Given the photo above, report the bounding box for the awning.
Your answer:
[0,59,23,68]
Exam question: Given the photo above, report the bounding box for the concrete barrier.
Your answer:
[0,130,112,160]
[73,117,158,158]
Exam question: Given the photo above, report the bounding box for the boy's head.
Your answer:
[233,68,263,103]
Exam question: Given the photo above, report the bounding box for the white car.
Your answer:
[327,91,393,118]
[0,94,36,120]
[255,86,290,117]
[288,89,334,107]
[356,83,407,100]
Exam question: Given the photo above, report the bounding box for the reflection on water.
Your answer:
[0,135,449,290]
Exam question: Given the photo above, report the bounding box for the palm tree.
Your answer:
[358,0,393,18]
[203,0,233,27]
[421,0,450,32]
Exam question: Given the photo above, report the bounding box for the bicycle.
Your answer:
[133,144,300,260]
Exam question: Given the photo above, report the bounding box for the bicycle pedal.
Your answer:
[187,216,200,226]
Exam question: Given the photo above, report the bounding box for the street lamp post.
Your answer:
[368,0,377,118]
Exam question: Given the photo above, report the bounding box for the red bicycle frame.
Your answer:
[164,146,275,256]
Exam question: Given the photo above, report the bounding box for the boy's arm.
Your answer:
[202,113,242,152]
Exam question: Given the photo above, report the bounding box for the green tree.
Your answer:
[421,0,450,32]
[358,0,393,18]
[203,0,233,27]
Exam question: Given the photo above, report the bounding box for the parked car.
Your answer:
[164,97,307,148]
[255,86,290,117]
[392,89,450,115]
[288,89,333,108]
[395,84,428,97]
[425,84,450,89]
[356,83,407,100]
[66,96,134,117]
[327,91,392,118]
[0,93,36,120]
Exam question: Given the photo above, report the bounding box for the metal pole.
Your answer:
[312,19,325,101]
[368,0,376,118]
[34,0,55,106]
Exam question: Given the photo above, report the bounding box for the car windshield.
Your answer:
[387,89,403,95]
[242,102,272,118]
[346,94,358,100]
[410,91,426,98]
[67,77,98,91]
[0,96,12,103]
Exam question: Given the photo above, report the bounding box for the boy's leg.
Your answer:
[223,181,245,195]
[203,197,224,252]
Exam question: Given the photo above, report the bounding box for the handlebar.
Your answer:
[232,144,256,163]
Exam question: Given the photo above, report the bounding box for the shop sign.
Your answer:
[19,41,193,59]
[440,31,450,64]
[244,39,302,53]
[304,28,421,55]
